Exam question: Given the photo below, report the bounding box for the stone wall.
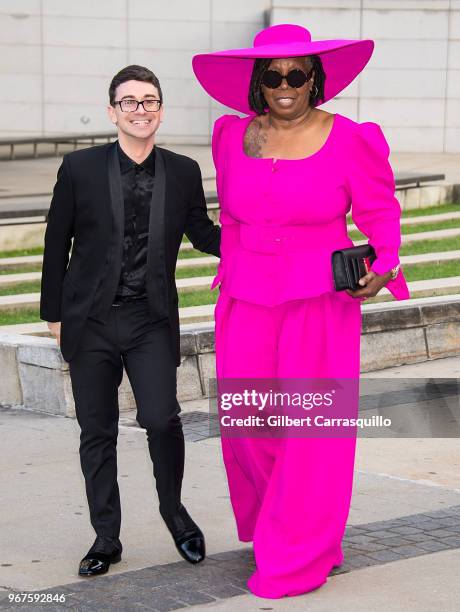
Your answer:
[0,295,458,417]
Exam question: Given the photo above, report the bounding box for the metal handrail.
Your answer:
[0,132,117,160]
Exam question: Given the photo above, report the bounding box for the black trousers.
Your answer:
[68,298,184,539]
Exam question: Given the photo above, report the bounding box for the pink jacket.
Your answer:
[210,113,410,305]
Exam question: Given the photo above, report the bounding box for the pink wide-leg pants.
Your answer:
[214,289,362,599]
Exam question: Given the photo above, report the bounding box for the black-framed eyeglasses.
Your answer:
[114,99,162,112]
[261,68,313,89]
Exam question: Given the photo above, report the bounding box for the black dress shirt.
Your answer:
[114,142,156,302]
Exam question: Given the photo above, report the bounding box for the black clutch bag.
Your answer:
[332,244,377,291]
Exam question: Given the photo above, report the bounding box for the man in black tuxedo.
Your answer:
[40,65,220,576]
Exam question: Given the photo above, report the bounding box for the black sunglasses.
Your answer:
[261,68,313,89]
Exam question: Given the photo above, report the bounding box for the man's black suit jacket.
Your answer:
[40,141,220,366]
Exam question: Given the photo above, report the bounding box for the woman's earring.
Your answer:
[311,84,319,98]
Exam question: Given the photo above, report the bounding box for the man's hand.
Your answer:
[47,321,61,346]
[346,270,393,301]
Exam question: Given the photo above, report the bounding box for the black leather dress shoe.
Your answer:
[78,536,122,577]
[161,504,205,564]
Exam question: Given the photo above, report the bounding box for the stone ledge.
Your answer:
[0,296,458,416]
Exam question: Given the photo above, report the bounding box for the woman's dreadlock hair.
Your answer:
[248,55,326,114]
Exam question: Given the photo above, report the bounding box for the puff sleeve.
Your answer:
[346,122,410,300]
[210,114,240,290]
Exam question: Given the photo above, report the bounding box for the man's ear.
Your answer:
[107,104,117,125]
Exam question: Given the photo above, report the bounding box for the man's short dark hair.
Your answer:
[248,55,325,114]
[109,65,163,106]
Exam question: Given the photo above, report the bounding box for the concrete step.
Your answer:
[176,276,214,291]
[176,255,218,268]
[1,254,457,292]
[0,254,218,272]
[400,250,460,264]
[1,277,460,329]
[0,272,217,290]
[0,271,42,286]
[0,227,459,274]
[0,216,46,225]
[1,250,459,288]
[0,292,218,313]
[400,275,460,292]
[0,303,219,335]
[356,227,460,244]
[346,210,460,231]
[189,276,460,307]
[364,292,460,311]
[0,255,43,267]
[400,210,460,224]
[0,293,41,309]
[0,321,50,336]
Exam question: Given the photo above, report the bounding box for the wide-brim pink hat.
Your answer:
[192,24,374,113]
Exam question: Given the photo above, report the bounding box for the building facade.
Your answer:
[1,0,459,152]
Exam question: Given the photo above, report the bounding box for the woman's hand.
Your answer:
[345,270,392,301]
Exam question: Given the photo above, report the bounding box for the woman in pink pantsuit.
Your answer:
[193,24,410,599]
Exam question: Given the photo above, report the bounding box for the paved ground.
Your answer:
[0,356,459,611]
